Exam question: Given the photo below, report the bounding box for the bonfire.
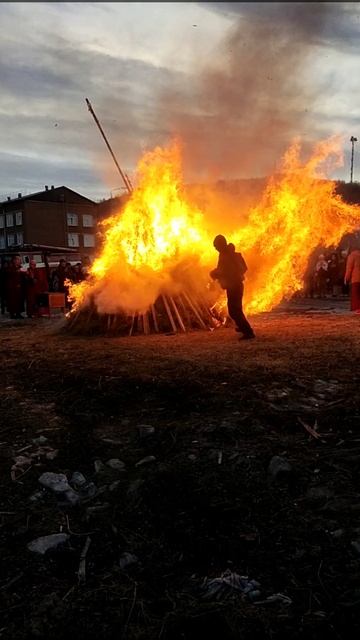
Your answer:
[66,136,360,335]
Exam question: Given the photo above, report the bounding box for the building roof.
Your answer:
[0,186,96,206]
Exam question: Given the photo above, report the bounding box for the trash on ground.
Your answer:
[201,570,261,601]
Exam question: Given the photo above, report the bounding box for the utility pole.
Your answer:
[350,136,358,183]
[85,98,133,194]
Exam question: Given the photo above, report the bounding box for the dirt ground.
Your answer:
[1,304,360,639]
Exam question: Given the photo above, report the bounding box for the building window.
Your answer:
[0,235,5,249]
[68,233,79,247]
[0,215,4,229]
[67,213,78,226]
[7,233,15,247]
[83,214,94,227]
[16,231,23,245]
[83,234,95,248]
[15,211,23,225]
[6,213,14,227]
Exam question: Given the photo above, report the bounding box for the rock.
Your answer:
[94,460,106,474]
[306,486,334,503]
[38,472,71,494]
[57,490,80,507]
[29,490,45,503]
[101,437,122,445]
[27,533,70,555]
[331,529,345,539]
[70,471,87,488]
[119,552,138,570]
[138,425,155,438]
[86,503,110,518]
[106,458,126,471]
[0,444,14,458]
[109,480,121,492]
[127,478,143,497]
[32,436,48,446]
[268,456,292,482]
[80,481,97,499]
[135,455,156,467]
[188,454,197,461]
[351,540,360,555]
[39,472,80,506]
[45,450,59,461]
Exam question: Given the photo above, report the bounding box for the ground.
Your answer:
[0,299,359,640]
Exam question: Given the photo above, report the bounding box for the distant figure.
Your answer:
[6,255,26,319]
[72,262,85,284]
[210,235,255,340]
[327,252,340,296]
[0,259,10,314]
[51,259,67,292]
[314,254,328,298]
[25,260,48,318]
[345,246,360,312]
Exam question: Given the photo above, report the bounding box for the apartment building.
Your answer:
[0,186,98,258]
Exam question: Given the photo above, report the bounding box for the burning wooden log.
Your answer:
[65,290,221,336]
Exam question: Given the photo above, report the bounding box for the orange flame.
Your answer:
[70,136,360,318]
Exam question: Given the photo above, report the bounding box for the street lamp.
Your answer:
[350,136,358,183]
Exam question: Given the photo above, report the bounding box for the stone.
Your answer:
[351,540,360,555]
[106,459,126,471]
[138,425,155,438]
[94,460,106,473]
[119,552,138,570]
[39,472,71,493]
[27,533,70,555]
[29,490,46,503]
[109,480,121,492]
[86,503,110,517]
[306,486,334,502]
[135,456,156,467]
[70,472,87,488]
[39,472,80,506]
[127,478,143,497]
[58,490,80,507]
[32,436,48,446]
[268,456,292,482]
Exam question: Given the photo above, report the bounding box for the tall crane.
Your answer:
[85,98,133,194]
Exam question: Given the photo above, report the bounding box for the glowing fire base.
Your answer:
[65,291,222,336]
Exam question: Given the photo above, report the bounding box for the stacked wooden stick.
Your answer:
[65,291,222,336]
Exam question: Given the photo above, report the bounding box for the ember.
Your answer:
[68,136,360,334]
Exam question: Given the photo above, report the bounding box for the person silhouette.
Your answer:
[210,235,255,340]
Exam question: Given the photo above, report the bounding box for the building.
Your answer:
[97,192,129,221]
[0,186,98,258]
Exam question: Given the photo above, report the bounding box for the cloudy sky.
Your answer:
[1,2,360,201]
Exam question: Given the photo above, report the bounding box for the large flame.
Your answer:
[70,137,360,317]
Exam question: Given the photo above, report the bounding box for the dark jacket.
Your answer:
[212,247,248,289]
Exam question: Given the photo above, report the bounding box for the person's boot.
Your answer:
[239,332,255,340]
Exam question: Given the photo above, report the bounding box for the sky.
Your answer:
[1,1,360,202]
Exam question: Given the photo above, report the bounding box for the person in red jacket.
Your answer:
[6,255,26,319]
[25,260,48,318]
[345,246,360,312]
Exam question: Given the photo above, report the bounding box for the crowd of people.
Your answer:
[0,257,88,319]
[1,244,360,323]
[303,247,360,298]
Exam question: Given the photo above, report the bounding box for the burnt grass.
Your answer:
[1,311,360,639]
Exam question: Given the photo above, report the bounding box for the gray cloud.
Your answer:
[0,5,184,199]
[157,2,360,181]
[0,1,359,200]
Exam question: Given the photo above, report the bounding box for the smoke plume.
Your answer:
[161,2,334,182]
